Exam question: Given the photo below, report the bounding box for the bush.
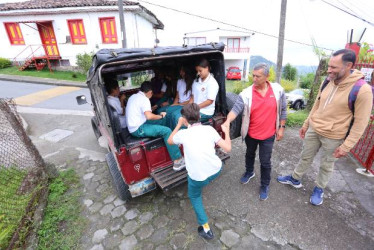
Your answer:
[76,52,94,74]
[228,81,250,94]
[300,73,315,89]
[0,58,12,69]
[286,110,309,127]
[280,79,297,92]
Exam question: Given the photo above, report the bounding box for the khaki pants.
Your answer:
[292,127,343,189]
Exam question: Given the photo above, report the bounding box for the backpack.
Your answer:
[318,77,374,137]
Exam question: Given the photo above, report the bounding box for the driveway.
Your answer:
[23,112,374,249]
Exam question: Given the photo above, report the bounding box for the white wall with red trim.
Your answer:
[0,10,157,66]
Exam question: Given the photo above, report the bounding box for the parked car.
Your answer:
[76,43,242,201]
[285,88,309,110]
[226,66,241,80]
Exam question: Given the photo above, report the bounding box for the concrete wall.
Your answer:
[0,10,156,65]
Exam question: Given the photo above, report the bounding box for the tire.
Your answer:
[91,116,101,140]
[226,92,242,139]
[293,100,302,111]
[105,152,132,201]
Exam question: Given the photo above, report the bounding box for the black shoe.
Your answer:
[198,226,214,240]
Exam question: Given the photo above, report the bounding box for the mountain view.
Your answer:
[249,55,317,75]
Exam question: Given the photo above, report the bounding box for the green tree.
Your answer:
[269,66,276,82]
[282,63,297,81]
[299,73,315,89]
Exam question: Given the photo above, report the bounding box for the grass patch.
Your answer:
[286,110,309,127]
[225,80,250,94]
[0,167,30,248]
[37,169,86,250]
[0,66,86,82]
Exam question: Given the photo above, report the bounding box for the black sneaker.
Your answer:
[198,226,214,240]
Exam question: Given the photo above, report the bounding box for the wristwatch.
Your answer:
[279,125,286,128]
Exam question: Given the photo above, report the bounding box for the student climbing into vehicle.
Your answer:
[125,81,185,169]
[167,103,231,240]
[105,78,127,129]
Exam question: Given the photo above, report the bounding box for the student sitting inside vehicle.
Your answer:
[125,81,185,169]
[166,65,194,129]
[153,68,178,114]
[190,59,219,122]
[106,78,127,128]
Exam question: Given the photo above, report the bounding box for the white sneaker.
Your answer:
[173,158,185,171]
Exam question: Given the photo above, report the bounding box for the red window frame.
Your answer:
[99,17,118,44]
[4,22,25,45]
[67,19,87,44]
[227,38,240,49]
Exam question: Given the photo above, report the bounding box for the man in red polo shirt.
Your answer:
[223,63,287,200]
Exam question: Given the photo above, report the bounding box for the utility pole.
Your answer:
[118,0,127,48]
[276,0,287,83]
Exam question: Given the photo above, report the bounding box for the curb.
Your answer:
[0,74,87,88]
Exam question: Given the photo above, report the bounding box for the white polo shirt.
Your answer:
[161,82,167,92]
[177,79,191,103]
[125,91,151,133]
[172,124,222,181]
[107,96,127,128]
[192,73,219,115]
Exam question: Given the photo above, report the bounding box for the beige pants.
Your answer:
[292,127,343,189]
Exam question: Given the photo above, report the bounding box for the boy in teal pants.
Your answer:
[168,103,231,240]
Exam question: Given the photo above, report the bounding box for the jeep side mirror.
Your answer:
[76,95,88,105]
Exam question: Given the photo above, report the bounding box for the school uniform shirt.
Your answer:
[107,96,127,128]
[125,91,151,133]
[172,124,222,181]
[161,82,167,92]
[177,79,191,103]
[192,74,219,115]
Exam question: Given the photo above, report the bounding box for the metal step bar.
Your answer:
[151,148,230,191]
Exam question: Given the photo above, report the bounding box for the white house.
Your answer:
[184,28,253,81]
[0,0,164,69]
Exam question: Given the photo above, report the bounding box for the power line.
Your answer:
[320,0,374,26]
[339,0,374,23]
[138,0,334,51]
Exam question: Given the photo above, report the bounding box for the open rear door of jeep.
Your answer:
[150,148,230,191]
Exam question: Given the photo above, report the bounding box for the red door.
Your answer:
[37,22,60,57]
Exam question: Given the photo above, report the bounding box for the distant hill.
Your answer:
[249,55,317,75]
[249,56,276,69]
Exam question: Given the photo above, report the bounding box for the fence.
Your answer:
[0,99,48,249]
[351,115,374,174]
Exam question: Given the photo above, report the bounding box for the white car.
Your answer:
[285,89,308,110]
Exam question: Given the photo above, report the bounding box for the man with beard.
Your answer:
[277,49,373,206]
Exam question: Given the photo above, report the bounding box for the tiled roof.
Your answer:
[0,0,163,29]
[0,0,135,11]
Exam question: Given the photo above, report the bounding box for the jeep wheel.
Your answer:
[226,92,242,139]
[91,117,101,140]
[293,100,302,110]
[105,152,131,201]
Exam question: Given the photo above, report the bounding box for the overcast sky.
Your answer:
[2,0,373,66]
[139,0,374,66]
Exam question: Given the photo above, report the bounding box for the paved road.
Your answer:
[0,79,91,111]
[22,112,374,250]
